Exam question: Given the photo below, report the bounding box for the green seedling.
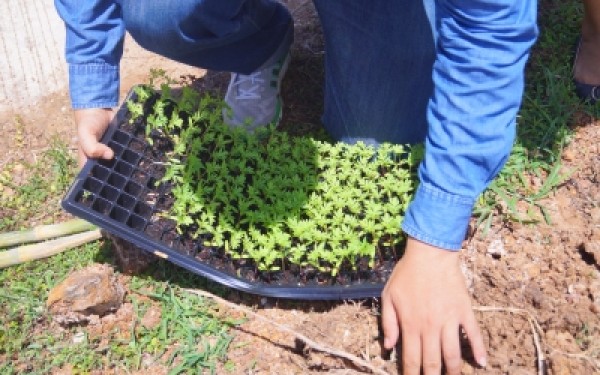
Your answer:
[125,84,422,276]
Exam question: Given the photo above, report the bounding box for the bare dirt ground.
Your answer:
[2,1,599,374]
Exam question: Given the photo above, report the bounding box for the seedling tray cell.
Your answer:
[62,89,402,300]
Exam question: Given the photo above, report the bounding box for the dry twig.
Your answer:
[184,288,390,375]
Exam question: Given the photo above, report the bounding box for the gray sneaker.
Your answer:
[223,49,291,132]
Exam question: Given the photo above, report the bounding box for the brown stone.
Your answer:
[47,264,125,321]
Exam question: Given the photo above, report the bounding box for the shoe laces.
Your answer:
[232,71,265,100]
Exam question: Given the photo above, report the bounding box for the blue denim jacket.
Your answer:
[55,0,538,251]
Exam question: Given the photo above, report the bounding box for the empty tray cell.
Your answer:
[92,197,112,215]
[116,192,136,209]
[113,130,130,145]
[98,157,116,169]
[128,138,145,153]
[99,185,119,201]
[82,177,103,194]
[109,206,129,223]
[91,165,110,181]
[134,202,152,218]
[107,141,124,157]
[107,173,127,189]
[115,161,134,177]
[124,181,143,197]
[122,149,141,165]
[127,214,146,231]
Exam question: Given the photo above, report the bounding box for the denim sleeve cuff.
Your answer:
[401,183,475,251]
[69,63,120,109]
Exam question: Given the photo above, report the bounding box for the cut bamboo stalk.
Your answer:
[0,219,96,248]
[0,229,102,269]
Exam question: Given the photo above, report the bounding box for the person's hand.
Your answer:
[74,108,115,167]
[381,237,487,374]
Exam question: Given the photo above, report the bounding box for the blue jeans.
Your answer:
[120,0,436,145]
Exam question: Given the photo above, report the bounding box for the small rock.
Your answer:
[72,331,85,344]
[47,264,125,325]
[486,238,506,259]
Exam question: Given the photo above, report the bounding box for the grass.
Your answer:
[0,245,239,374]
[0,137,240,374]
[473,0,600,233]
[0,134,75,232]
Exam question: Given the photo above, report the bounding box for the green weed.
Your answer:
[0,122,236,373]
[0,136,76,231]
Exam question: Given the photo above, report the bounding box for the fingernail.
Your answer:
[478,357,487,368]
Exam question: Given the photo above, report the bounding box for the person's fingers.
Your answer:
[441,324,462,375]
[401,326,422,375]
[77,143,113,167]
[422,330,442,375]
[79,131,114,160]
[462,312,487,368]
[75,108,114,167]
[381,294,400,350]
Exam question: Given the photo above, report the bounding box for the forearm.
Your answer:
[402,0,539,250]
[583,0,600,35]
[54,0,125,109]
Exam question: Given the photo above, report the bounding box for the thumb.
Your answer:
[78,133,114,167]
[80,134,114,160]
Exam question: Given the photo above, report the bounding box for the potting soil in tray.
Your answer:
[62,88,413,300]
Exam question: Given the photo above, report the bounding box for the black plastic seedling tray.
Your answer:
[62,91,389,300]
